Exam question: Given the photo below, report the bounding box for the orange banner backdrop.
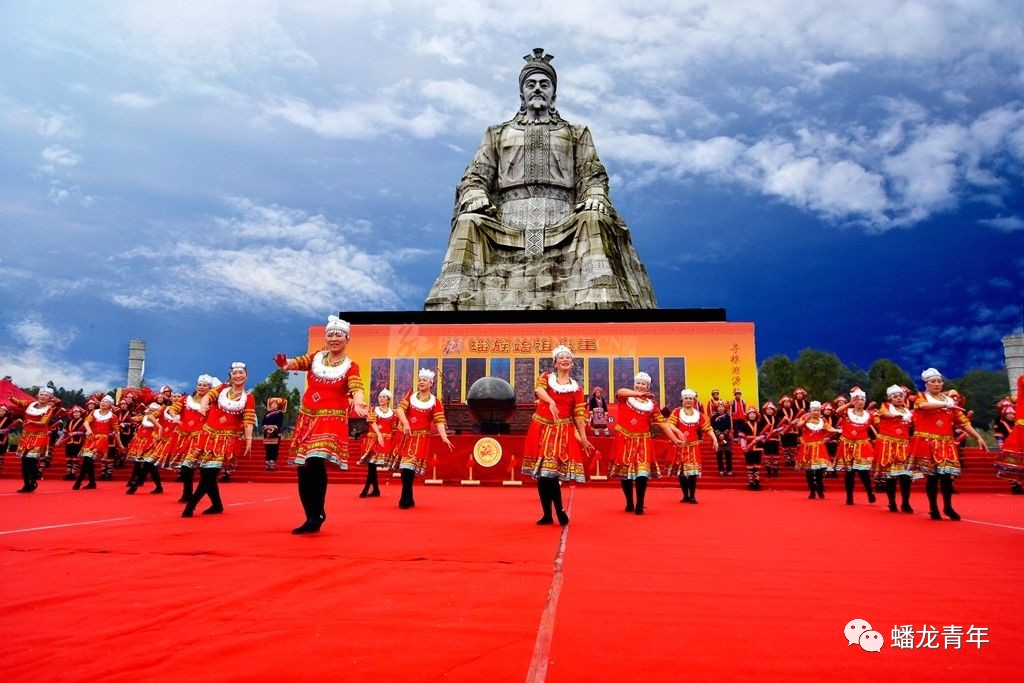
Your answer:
[307,320,757,409]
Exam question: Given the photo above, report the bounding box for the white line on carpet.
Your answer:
[0,516,135,536]
[526,485,573,683]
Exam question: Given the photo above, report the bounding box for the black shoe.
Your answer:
[901,504,914,513]
[867,492,876,503]
[220,473,231,483]
[846,498,853,506]
[62,473,75,481]
[888,503,898,512]
[625,502,634,512]
[929,510,942,520]
[292,521,319,534]
[368,490,380,497]
[126,487,137,495]
[944,508,961,521]
[689,498,698,505]
[84,482,96,489]
[151,487,163,494]
[399,501,412,509]
[201,505,224,515]
[72,482,82,490]
[680,497,688,503]
[808,492,816,499]
[358,490,369,498]
[1011,484,1023,495]
[17,485,30,493]
[177,495,190,503]
[536,516,554,525]
[182,509,195,518]
[816,491,825,499]
[556,510,569,526]
[634,506,644,515]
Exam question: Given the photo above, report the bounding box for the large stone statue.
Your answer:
[424,49,658,311]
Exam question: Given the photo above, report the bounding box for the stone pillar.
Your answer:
[127,339,146,389]
[1003,334,1023,398]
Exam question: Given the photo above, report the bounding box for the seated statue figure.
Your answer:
[424,48,658,311]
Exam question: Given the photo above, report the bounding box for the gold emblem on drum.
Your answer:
[473,437,502,467]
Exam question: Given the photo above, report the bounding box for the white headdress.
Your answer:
[809,400,822,410]
[921,368,942,382]
[231,362,246,371]
[37,386,54,396]
[850,388,866,399]
[197,374,215,386]
[100,395,115,405]
[418,368,436,382]
[326,315,351,338]
[378,389,393,400]
[147,402,161,411]
[886,385,904,398]
[680,388,697,399]
[634,372,652,384]
[551,345,573,360]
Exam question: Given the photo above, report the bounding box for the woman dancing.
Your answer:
[275,316,367,533]
[609,372,678,514]
[521,346,592,526]
[357,389,396,498]
[394,369,453,510]
[874,385,915,512]
[667,389,716,504]
[910,368,988,521]
[182,363,255,518]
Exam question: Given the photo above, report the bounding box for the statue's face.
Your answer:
[521,71,554,111]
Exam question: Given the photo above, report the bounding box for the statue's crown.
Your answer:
[520,48,557,90]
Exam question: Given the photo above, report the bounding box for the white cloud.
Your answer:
[979,215,1024,232]
[0,316,119,392]
[108,197,423,315]
[35,109,82,138]
[110,92,162,109]
[39,144,81,170]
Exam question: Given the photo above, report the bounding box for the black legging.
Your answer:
[621,477,648,513]
[297,458,328,522]
[926,473,959,519]
[535,477,566,521]
[129,462,162,492]
[399,468,416,508]
[19,456,39,491]
[844,470,875,502]
[74,457,96,487]
[361,463,379,496]
[184,467,223,515]
[179,466,195,501]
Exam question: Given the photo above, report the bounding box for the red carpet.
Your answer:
[0,482,1021,682]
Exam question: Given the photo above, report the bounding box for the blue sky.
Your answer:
[1,1,1022,393]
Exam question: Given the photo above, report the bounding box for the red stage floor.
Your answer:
[1,483,1021,682]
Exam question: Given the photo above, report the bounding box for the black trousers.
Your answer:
[297,458,328,521]
[185,467,223,512]
[74,457,96,486]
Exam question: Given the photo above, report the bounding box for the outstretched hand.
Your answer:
[274,353,288,369]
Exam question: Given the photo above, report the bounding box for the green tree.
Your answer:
[758,355,795,401]
[866,359,915,405]
[947,369,1007,430]
[835,364,870,401]
[793,349,845,401]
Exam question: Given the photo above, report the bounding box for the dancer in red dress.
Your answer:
[667,389,717,504]
[874,385,915,512]
[994,375,1024,494]
[358,389,396,498]
[394,369,453,509]
[777,394,799,469]
[12,387,59,493]
[125,403,163,494]
[610,372,679,514]
[794,401,838,499]
[522,345,592,526]
[734,406,763,490]
[910,368,988,521]
[834,389,876,505]
[275,316,367,533]
[182,363,255,518]
[76,395,123,490]
[172,374,216,503]
[758,401,782,477]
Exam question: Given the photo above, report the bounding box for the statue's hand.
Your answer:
[463,196,497,216]
[576,197,608,214]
